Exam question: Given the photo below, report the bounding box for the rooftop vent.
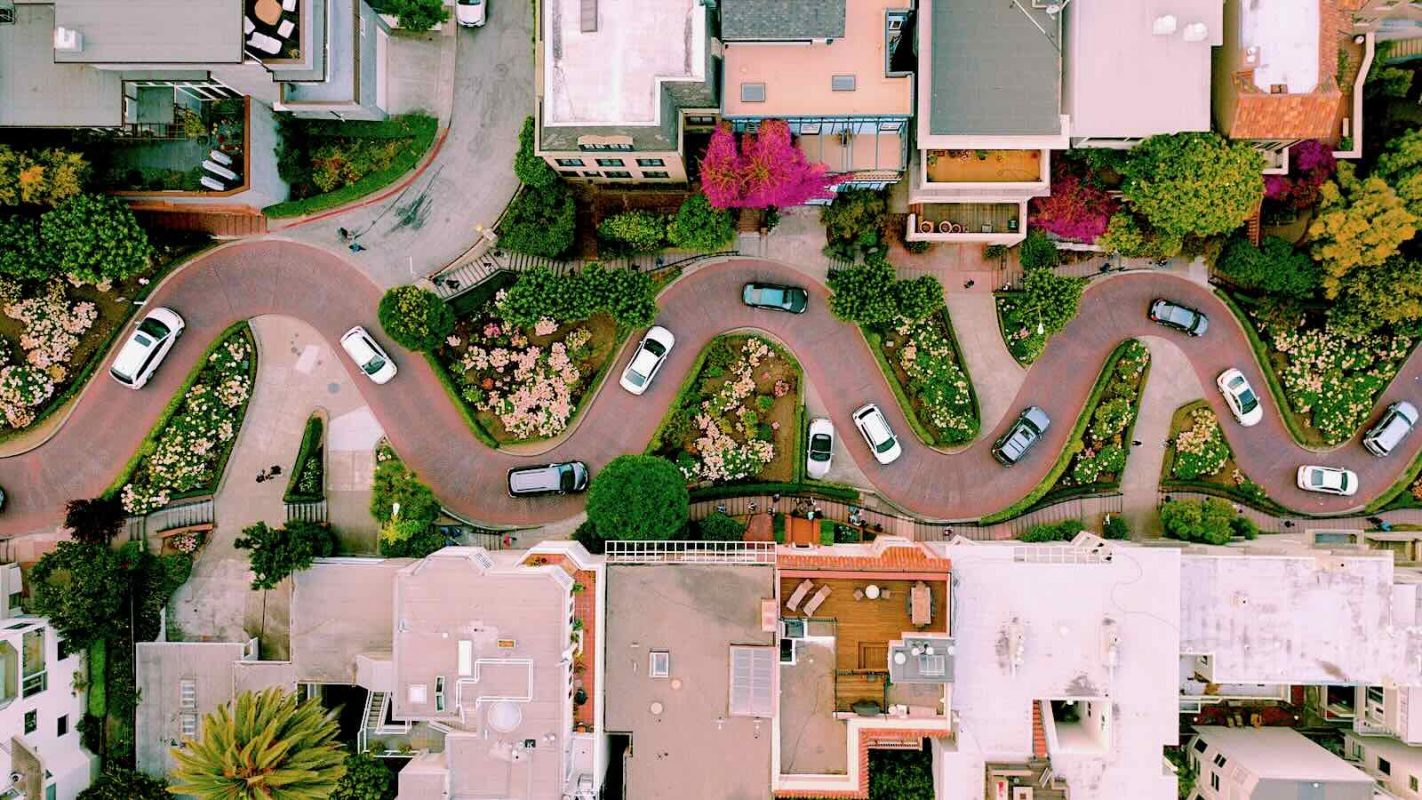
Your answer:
[1151,14,1177,35]
[53,25,82,51]
[740,82,766,103]
[580,0,596,33]
[1182,22,1208,42]
[831,74,857,92]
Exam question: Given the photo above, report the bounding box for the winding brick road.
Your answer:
[1,240,1417,534]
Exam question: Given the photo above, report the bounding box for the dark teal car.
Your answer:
[742,282,809,314]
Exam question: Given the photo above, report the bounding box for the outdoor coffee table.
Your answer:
[254,0,282,25]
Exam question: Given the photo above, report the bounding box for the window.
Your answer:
[180,713,198,738]
[5,622,30,630]
[24,710,36,734]
[1192,738,1208,753]
[559,170,580,176]
[1209,773,1220,791]
[1380,756,1392,775]
[1212,754,1226,768]
[596,158,625,167]
[555,158,584,167]
[45,785,56,800]
[56,715,67,737]
[686,115,717,126]
[879,120,904,133]
[1410,775,1418,791]
[578,142,633,151]
[636,158,665,167]
[649,651,670,678]
[605,171,633,178]
[180,679,197,710]
[740,82,766,103]
[831,74,857,92]
[798,122,822,135]
[583,171,602,178]
[435,676,446,712]
[56,638,70,661]
[1369,686,1386,704]
[643,171,670,179]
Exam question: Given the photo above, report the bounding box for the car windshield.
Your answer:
[643,339,666,357]
[559,465,574,491]
[460,0,481,5]
[138,318,170,338]
[875,435,896,454]
[132,332,154,348]
[362,352,387,375]
[809,434,832,459]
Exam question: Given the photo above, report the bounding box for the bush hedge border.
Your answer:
[860,308,981,450]
[689,481,861,504]
[263,115,440,218]
[283,413,326,504]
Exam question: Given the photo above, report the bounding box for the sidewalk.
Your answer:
[1118,336,1206,537]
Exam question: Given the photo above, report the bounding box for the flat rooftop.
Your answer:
[1179,552,1422,686]
[0,4,122,127]
[1195,727,1373,786]
[1236,0,1321,93]
[54,0,244,64]
[541,0,705,127]
[925,0,1062,136]
[1064,0,1220,138]
[290,558,407,684]
[135,642,245,776]
[604,564,776,800]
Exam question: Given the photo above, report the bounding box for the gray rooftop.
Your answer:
[53,0,244,64]
[721,0,846,41]
[927,0,1062,136]
[0,4,122,128]
[135,642,245,776]
[290,559,409,684]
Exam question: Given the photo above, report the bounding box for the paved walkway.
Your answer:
[1119,337,1207,537]
[6,243,1422,536]
[945,291,1024,431]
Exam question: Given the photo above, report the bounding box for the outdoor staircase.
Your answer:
[286,500,328,524]
[365,691,388,731]
[1385,37,1422,63]
[430,252,506,300]
[129,496,215,542]
[1032,701,1048,759]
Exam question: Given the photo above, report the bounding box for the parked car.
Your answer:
[619,326,675,395]
[851,404,901,464]
[110,307,185,389]
[1215,368,1263,427]
[339,326,397,384]
[806,417,835,479]
[1363,401,1419,457]
[1296,465,1358,496]
[1149,299,1209,336]
[742,282,809,314]
[456,0,486,26]
[992,406,1051,466]
[507,461,589,497]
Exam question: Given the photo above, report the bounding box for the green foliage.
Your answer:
[598,210,667,254]
[1103,515,1129,540]
[331,752,396,800]
[1230,515,1259,540]
[63,496,126,545]
[499,182,577,258]
[1160,497,1238,545]
[868,747,935,800]
[1330,254,1422,335]
[668,193,735,251]
[983,244,1009,263]
[1368,65,1414,99]
[86,640,107,717]
[0,145,89,208]
[572,519,607,555]
[697,511,746,541]
[170,687,347,800]
[78,767,170,800]
[267,115,438,217]
[1021,518,1087,543]
[498,263,657,327]
[1375,128,1422,217]
[40,194,153,284]
[1090,397,1134,441]
[1309,163,1418,298]
[1121,132,1265,238]
[513,117,558,189]
[371,453,441,542]
[1020,267,1085,338]
[234,521,336,590]
[384,0,449,29]
[586,455,689,540]
[1171,406,1231,480]
[821,188,889,261]
[1216,235,1320,298]
[1018,229,1060,270]
[378,286,454,352]
[893,275,946,321]
[828,257,942,324]
[26,542,125,648]
[1096,212,1152,257]
[0,215,54,281]
[285,416,325,502]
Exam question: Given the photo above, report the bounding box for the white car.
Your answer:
[109,307,185,389]
[1216,368,1263,427]
[340,326,397,385]
[1296,465,1358,497]
[619,326,675,395]
[806,417,834,479]
[455,0,486,27]
[852,403,902,465]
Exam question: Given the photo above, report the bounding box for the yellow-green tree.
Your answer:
[1376,128,1422,217]
[1308,162,1418,298]
[0,145,88,207]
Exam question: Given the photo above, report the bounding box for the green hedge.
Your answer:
[689,481,860,503]
[264,115,439,218]
[283,415,325,503]
[862,327,943,447]
[1160,479,1293,516]
[819,518,836,545]
[86,639,107,718]
[1370,449,1422,512]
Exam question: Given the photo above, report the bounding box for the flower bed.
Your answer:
[284,415,325,503]
[868,311,979,446]
[113,324,256,514]
[649,335,801,484]
[1160,400,1277,511]
[995,293,1049,366]
[1055,339,1149,491]
[434,296,620,444]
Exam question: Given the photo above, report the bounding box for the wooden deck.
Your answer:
[912,202,1020,235]
[926,149,1041,183]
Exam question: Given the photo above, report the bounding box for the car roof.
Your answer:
[630,348,660,375]
[112,329,159,377]
[342,331,379,363]
[859,410,891,442]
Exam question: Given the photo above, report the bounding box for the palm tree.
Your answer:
[169,687,347,800]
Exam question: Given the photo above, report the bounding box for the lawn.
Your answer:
[648,334,802,484]
[864,310,979,447]
[1160,400,1285,513]
[265,114,439,218]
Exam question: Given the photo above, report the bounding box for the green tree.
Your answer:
[1018,229,1060,270]
[0,146,88,207]
[868,747,935,800]
[586,455,689,540]
[499,182,576,258]
[697,511,746,541]
[821,188,888,260]
[1329,254,1422,335]
[40,194,153,284]
[1021,519,1087,543]
[1368,65,1414,99]
[513,117,558,189]
[331,752,396,800]
[234,520,336,590]
[597,211,666,254]
[383,0,448,30]
[0,216,53,280]
[1019,267,1085,337]
[1375,128,1422,216]
[1215,235,1320,298]
[667,193,735,251]
[1103,515,1129,540]
[827,257,897,323]
[1121,132,1265,238]
[170,687,347,800]
[893,275,945,322]
[371,456,441,532]
[1308,163,1418,298]
[78,767,170,800]
[377,286,454,352]
[63,496,126,546]
[26,541,124,648]
[1160,497,1236,545]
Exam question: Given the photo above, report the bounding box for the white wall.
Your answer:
[0,618,97,800]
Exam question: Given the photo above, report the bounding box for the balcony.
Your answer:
[925,149,1043,184]
[906,202,1023,244]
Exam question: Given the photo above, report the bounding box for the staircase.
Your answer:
[1385,37,1422,63]
[430,252,507,300]
[1032,701,1048,758]
[148,497,215,532]
[286,500,328,524]
[365,691,388,731]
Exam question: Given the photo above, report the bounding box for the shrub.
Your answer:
[384,0,449,29]
[26,541,124,647]
[893,276,945,321]
[233,520,336,590]
[40,194,153,284]
[1021,519,1086,543]
[0,146,89,208]
[572,520,606,555]
[1264,139,1336,210]
[498,263,657,327]
[1160,497,1236,545]
[79,768,170,800]
[1019,267,1085,337]
[1120,131,1265,238]
[1029,171,1118,243]
[668,193,735,250]
[697,511,746,541]
[332,751,396,800]
[1018,230,1060,270]
[586,455,689,540]
[983,244,1008,263]
[371,454,441,533]
[598,210,666,254]
[499,182,577,258]
[1171,407,1230,480]
[1102,515,1129,540]
[822,188,889,261]
[1216,235,1320,298]
[1090,398,1134,441]
[1230,515,1259,540]
[828,257,942,324]
[513,117,558,189]
[0,215,54,281]
[378,286,454,352]
[63,496,126,545]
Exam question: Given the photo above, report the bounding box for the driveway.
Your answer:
[2,241,1420,534]
[272,0,533,286]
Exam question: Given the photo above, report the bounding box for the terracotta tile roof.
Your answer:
[1222,0,1345,140]
[777,541,952,573]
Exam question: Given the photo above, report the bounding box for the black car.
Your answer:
[1149,299,1209,336]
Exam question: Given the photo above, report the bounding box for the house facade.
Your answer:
[1187,727,1376,800]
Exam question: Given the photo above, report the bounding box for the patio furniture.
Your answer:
[982,223,993,234]
[910,582,932,626]
[785,579,814,612]
[200,176,227,192]
[247,31,282,54]
[208,149,233,167]
[853,589,865,601]
[277,19,295,38]
[254,0,282,25]
[282,0,298,11]
[938,221,952,233]
[203,160,238,181]
[244,16,257,34]
[802,585,832,616]
[1008,218,1019,232]
[864,584,881,600]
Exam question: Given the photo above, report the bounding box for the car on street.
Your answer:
[852,404,901,464]
[507,461,589,497]
[620,325,675,395]
[992,406,1051,466]
[1296,465,1358,496]
[1215,368,1262,427]
[806,417,835,479]
[456,0,486,26]
[110,307,185,389]
[1363,401,1419,457]
[340,326,398,384]
[1149,299,1209,336]
[742,282,809,314]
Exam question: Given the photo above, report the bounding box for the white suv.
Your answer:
[852,403,902,464]
[110,307,185,389]
[340,326,398,384]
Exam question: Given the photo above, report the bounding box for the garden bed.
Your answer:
[995,292,1049,366]
[107,323,257,514]
[864,310,979,447]
[648,334,802,485]
[1159,400,1286,513]
[284,414,325,503]
[265,114,439,218]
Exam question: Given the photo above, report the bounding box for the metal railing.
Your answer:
[605,540,777,564]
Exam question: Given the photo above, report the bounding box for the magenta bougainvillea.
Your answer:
[698,121,841,209]
[1264,139,1337,210]
[1028,170,1118,244]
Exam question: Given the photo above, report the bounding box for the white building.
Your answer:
[1344,730,1422,798]
[1188,727,1375,800]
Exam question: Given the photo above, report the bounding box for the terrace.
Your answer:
[245,0,304,61]
[907,201,1023,243]
[925,149,1043,183]
[101,96,249,195]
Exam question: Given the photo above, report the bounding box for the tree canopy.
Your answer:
[64,496,127,546]
[1019,267,1085,338]
[1160,497,1238,545]
[668,193,735,251]
[26,541,125,648]
[331,752,396,800]
[699,122,840,209]
[1308,162,1418,298]
[1120,132,1265,238]
[585,455,689,540]
[234,520,336,590]
[826,257,943,324]
[513,116,558,189]
[1375,128,1422,217]
[1330,254,1422,336]
[39,193,153,284]
[1215,235,1320,298]
[377,286,454,352]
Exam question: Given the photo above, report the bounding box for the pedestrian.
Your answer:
[269,464,282,477]
[716,502,727,514]
[943,527,953,537]
[1233,504,1243,514]
[1132,440,1142,447]
[963,279,976,289]
[446,278,461,290]
[1367,516,1384,527]
[1283,520,1295,528]
[337,227,351,241]
[256,470,267,483]
[771,493,781,507]
[748,501,758,513]
[1163,495,1173,503]
[349,241,367,253]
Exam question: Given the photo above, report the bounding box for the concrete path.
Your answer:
[1118,337,1207,537]
[945,291,1025,432]
[272,2,533,285]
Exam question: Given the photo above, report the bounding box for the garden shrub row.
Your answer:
[1158,401,1283,513]
[1161,496,1259,545]
[688,481,860,504]
[371,444,447,558]
[498,263,658,328]
[266,114,439,218]
[283,415,325,503]
[864,309,979,447]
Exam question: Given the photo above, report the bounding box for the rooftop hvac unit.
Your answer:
[1182,22,1208,41]
[0,1,15,26]
[1152,15,1177,35]
[54,25,82,51]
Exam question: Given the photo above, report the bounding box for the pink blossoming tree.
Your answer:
[1028,169,1119,244]
[1264,139,1337,210]
[698,121,841,209]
